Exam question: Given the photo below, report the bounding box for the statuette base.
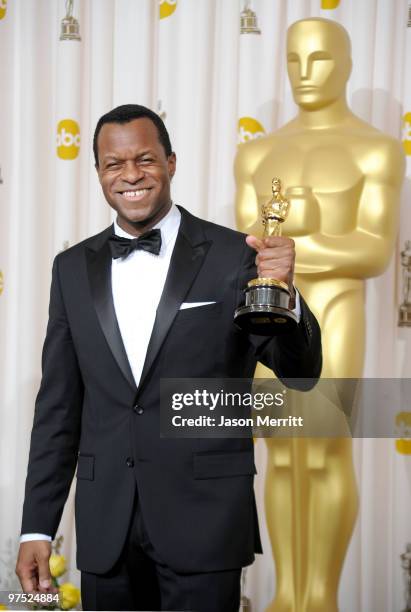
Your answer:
[234,282,298,335]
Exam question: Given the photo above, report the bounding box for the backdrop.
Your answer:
[1,1,411,611]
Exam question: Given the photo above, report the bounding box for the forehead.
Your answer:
[98,118,162,156]
[287,22,343,57]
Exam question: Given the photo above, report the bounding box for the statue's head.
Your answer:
[286,18,352,110]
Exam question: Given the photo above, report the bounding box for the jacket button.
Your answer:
[126,457,134,468]
[133,404,144,415]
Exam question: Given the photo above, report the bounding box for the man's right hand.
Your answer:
[15,541,55,593]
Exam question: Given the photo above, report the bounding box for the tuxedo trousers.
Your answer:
[80,489,242,612]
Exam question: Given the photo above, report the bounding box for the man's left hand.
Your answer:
[246,235,296,308]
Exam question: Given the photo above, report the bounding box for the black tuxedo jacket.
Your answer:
[21,206,322,574]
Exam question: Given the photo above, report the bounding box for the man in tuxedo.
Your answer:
[16,104,322,611]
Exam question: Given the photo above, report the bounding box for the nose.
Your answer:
[299,57,310,80]
[121,161,144,184]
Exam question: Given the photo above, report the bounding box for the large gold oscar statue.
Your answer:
[235,18,405,612]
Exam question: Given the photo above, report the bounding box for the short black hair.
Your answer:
[93,104,173,167]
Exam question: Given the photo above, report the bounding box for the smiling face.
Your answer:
[286,19,352,110]
[96,118,176,235]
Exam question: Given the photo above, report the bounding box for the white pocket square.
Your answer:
[179,301,217,310]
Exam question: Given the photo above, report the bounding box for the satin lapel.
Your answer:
[137,211,211,395]
[86,238,137,393]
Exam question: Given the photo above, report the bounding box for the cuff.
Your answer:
[291,287,301,323]
[20,533,52,543]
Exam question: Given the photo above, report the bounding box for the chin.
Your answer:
[118,202,153,220]
[295,93,319,105]
[123,206,164,227]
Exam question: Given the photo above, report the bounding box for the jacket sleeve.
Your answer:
[21,255,84,538]
[237,243,322,386]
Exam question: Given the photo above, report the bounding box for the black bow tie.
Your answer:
[108,229,162,259]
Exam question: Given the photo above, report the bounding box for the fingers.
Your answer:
[19,570,38,594]
[38,554,52,590]
[261,236,295,249]
[247,235,294,251]
[246,235,264,251]
[16,549,39,593]
[258,262,293,283]
[256,239,295,269]
[16,541,52,594]
[246,235,295,286]
[256,245,294,263]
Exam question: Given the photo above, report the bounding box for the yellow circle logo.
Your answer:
[238,117,266,144]
[0,270,4,295]
[159,0,177,20]
[395,412,411,455]
[403,112,411,156]
[0,0,7,20]
[56,119,80,160]
[321,0,340,8]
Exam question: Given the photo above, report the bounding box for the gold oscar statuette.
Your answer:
[234,177,298,335]
[240,1,261,35]
[60,0,81,41]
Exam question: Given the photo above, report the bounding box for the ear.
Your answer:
[168,152,177,179]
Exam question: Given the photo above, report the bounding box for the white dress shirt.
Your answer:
[20,205,300,543]
[111,204,181,387]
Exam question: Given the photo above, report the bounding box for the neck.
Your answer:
[297,96,352,129]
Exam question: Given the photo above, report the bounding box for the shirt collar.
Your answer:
[113,203,181,248]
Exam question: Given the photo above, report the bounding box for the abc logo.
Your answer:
[238,117,265,144]
[403,112,411,156]
[56,119,80,160]
[0,0,7,20]
[395,412,411,455]
[159,0,177,20]
[321,0,340,8]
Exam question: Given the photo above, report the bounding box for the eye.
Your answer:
[309,51,332,61]
[140,157,154,164]
[287,53,299,63]
[106,161,120,169]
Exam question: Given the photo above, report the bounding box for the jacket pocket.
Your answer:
[174,301,222,321]
[193,450,256,479]
[76,454,95,480]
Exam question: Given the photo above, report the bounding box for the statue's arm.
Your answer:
[234,142,261,237]
[293,139,405,279]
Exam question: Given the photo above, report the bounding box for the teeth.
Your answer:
[123,189,149,197]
